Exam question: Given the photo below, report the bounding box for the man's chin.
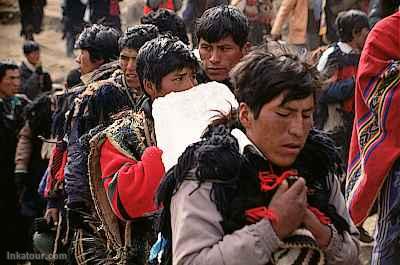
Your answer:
[206,72,228,82]
[126,81,140,90]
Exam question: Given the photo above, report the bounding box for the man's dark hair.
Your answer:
[75,24,121,63]
[336,10,370,42]
[231,50,320,119]
[196,5,249,48]
[0,60,19,82]
[118,24,159,51]
[136,34,198,92]
[141,9,189,45]
[23,41,40,54]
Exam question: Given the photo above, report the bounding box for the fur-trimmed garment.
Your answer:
[81,109,162,264]
[157,119,359,265]
[64,63,139,206]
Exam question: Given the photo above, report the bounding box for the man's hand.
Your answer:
[303,208,332,249]
[44,208,59,226]
[269,178,307,239]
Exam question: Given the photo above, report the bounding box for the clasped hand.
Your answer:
[268,178,332,248]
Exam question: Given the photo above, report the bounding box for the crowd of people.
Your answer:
[1,0,400,264]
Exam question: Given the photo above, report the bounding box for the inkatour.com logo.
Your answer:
[6,252,67,261]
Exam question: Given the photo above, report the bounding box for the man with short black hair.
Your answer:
[20,41,52,100]
[86,34,198,264]
[196,5,250,89]
[0,60,28,264]
[118,24,160,109]
[156,49,360,264]
[42,25,122,262]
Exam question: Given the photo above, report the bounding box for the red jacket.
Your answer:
[100,139,165,220]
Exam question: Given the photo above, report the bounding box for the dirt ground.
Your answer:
[0,0,144,83]
[0,0,375,264]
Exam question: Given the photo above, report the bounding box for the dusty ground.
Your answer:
[0,1,375,264]
[0,0,144,83]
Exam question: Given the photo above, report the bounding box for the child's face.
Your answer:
[146,67,198,100]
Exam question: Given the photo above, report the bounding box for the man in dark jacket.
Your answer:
[20,41,52,100]
[196,6,250,90]
[18,0,46,40]
[0,60,29,264]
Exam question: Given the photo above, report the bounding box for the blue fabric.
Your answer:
[38,167,48,196]
[64,121,91,206]
[149,233,168,262]
[319,77,355,104]
[371,159,400,265]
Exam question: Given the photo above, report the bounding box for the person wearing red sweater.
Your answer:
[86,34,198,264]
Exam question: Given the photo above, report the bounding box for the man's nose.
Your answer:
[209,49,221,63]
[288,117,305,138]
[75,54,81,64]
[127,59,135,71]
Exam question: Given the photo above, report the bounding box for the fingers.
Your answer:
[287,178,306,197]
[275,180,289,196]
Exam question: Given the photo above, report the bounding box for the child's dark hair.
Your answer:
[336,10,369,42]
[136,34,198,93]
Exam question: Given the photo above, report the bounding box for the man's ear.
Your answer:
[143,80,156,100]
[242,42,252,56]
[351,28,360,40]
[239,102,253,129]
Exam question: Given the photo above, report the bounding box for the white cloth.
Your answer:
[152,81,238,171]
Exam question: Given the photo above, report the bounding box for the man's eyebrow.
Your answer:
[280,106,314,112]
[174,72,187,77]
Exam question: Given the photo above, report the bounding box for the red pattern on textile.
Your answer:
[99,139,165,220]
[347,12,400,225]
